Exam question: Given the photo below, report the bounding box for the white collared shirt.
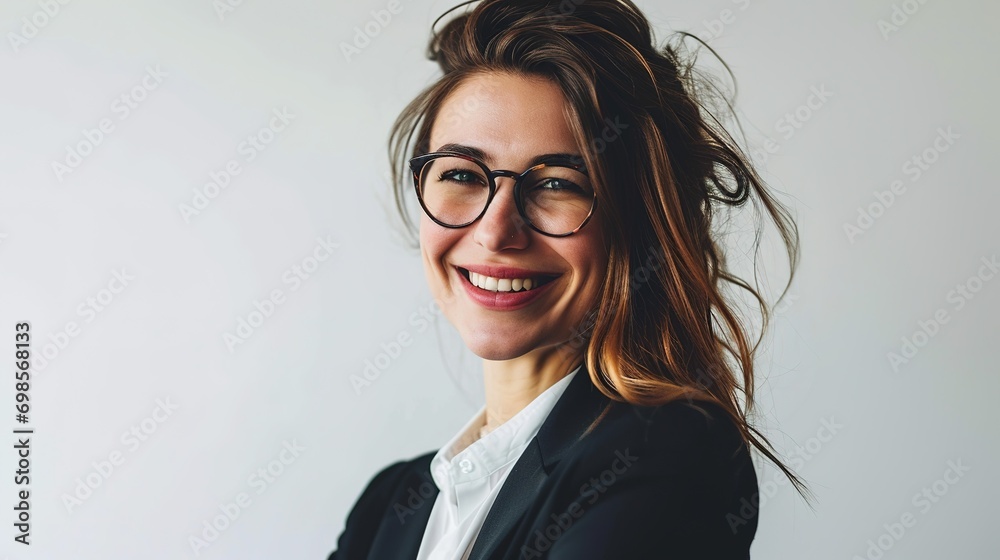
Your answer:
[415,367,580,560]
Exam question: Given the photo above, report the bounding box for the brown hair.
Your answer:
[388,0,810,500]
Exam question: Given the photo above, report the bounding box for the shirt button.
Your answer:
[459,459,474,473]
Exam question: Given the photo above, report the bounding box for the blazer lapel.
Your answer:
[468,366,613,560]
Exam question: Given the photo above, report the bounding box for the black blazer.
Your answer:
[328,366,759,559]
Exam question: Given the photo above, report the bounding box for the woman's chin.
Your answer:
[459,332,536,362]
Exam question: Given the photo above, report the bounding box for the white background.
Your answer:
[1,0,997,558]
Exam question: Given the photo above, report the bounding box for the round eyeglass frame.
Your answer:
[408,151,597,238]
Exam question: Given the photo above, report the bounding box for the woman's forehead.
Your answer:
[430,72,580,165]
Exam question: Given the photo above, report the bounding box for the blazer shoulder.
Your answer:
[522,400,759,558]
[594,397,750,464]
[350,450,436,513]
[328,451,435,560]
[563,397,758,528]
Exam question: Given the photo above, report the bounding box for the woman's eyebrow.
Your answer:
[434,143,583,167]
[435,143,489,162]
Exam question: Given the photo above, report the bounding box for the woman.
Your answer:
[330,0,809,558]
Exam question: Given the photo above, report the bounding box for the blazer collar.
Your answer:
[535,363,614,473]
[469,363,613,560]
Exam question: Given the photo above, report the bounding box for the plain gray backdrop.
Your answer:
[1,0,997,558]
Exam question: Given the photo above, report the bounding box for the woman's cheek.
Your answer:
[419,222,462,308]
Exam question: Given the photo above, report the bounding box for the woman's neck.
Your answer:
[480,348,582,435]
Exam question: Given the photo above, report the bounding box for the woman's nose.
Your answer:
[472,178,530,251]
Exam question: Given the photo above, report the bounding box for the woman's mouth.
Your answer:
[457,267,557,293]
[452,265,560,310]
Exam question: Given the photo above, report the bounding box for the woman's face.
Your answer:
[419,71,609,361]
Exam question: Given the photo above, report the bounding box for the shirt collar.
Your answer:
[429,366,581,496]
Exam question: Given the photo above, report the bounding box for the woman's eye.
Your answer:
[440,170,483,184]
[535,179,583,192]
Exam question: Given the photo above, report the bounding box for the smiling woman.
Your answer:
[329,1,810,559]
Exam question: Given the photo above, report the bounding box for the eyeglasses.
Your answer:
[408,151,596,237]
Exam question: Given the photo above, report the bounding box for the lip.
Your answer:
[454,265,559,311]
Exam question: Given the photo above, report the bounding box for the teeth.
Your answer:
[466,270,543,293]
